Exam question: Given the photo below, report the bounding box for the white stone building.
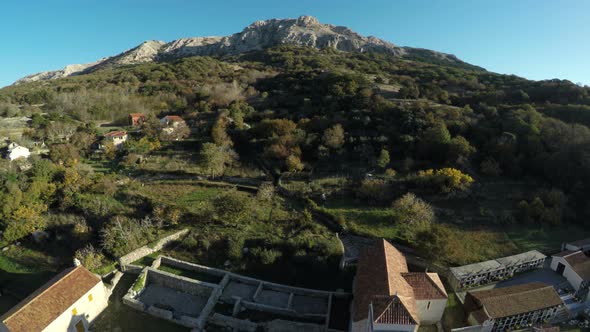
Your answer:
[0,266,108,332]
[5,143,30,161]
[351,239,448,332]
[102,131,128,149]
[550,250,590,302]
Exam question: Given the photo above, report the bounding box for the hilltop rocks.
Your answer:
[15,15,467,84]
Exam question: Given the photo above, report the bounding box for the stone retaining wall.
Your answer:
[121,264,144,274]
[209,313,258,332]
[160,256,227,277]
[146,268,217,297]
[118,229,189,266]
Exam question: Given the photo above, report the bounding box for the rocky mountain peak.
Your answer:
[15,16,471,84]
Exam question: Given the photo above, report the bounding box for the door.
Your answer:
[556,262,566,276]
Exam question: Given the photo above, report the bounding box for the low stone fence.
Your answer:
[118,229,189,266]
[209,313,258,332]
[160,256,227,278]
[121,264,144,274]
[146,268,218,298]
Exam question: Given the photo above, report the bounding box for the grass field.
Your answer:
[0,246,61,315]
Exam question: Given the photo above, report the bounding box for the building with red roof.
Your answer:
[351,239,448,332]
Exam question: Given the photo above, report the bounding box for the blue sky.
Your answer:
[0,0,588,87]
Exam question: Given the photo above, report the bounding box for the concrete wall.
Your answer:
[209,313,258,332]
[160,256,226,277]
[451,325,483,332]
[118,229,189,266]
[372,322,418,332]
[551,256,584,290]
[145,268,216,297]
[41,282,108,332]
[416,298,447,325]
[350,319,368,332]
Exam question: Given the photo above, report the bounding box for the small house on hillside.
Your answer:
[351,239,448,332]
[464,282,564,332]
[102,131,128,148]
[128,113,146,127]
[160,115,185,128]
[551,250,590,302]
[0,265,108,332]
[5,143,30,161]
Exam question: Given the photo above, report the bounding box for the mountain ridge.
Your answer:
[14,15,478,84]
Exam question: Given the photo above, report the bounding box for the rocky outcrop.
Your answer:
[15,16,473,84]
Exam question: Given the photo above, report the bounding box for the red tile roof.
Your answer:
[104,130,127,137]
[162,115,184,122]
[0,266,101,332]
[129,113,145,118]
[402,273,448,300]
[352,239,418,324]
[373,295,417,325]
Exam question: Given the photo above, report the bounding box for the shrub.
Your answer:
[74,244,105,272]
[415,168,474,193]
[251,247,282,265]
[384,168,397,177]
[356,178,392,204]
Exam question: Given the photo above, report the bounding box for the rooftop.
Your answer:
[352,239,418,324]
[563,251,590,280]
[0,266,101,332]
[569,238,590,248]
[161,115,184,122]
[465,282,563,322]
[402,273,448,300]
[451,250,546,279]
[104,130,127,137]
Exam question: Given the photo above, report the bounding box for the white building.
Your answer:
[449,250,546,290]
[551,250,590,302]
[102,131,128,148]
[5,143,30,161]
[351,239,448,332]
[0,266,109,332]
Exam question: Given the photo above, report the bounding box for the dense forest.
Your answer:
[1,45,590,272]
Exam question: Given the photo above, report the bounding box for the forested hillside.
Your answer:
[1,45,590,274]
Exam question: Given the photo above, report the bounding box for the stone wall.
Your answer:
[160,256,227,277]
[118,229,189,266]
[121,264,144,274]
[146,268,217,297]
[209,313,258,332]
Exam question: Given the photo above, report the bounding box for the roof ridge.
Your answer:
[2,266,82,321]
[425,273,447,298]
[485,285,551,301]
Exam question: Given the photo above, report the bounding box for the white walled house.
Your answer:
[551,250,590,302]
[0,266,108,332]
[5,143,30,161]
[102,131,128,149]
[351,239,448,332]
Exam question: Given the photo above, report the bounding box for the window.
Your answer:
[427,301,431,310]
[75,320,85,332]
[88,294,93,302]
[72,308,78,315]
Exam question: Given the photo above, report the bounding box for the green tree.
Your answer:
[377,149,390,168]
[322,124,345,149]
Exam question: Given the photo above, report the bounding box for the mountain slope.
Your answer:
[15,16,479,84]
